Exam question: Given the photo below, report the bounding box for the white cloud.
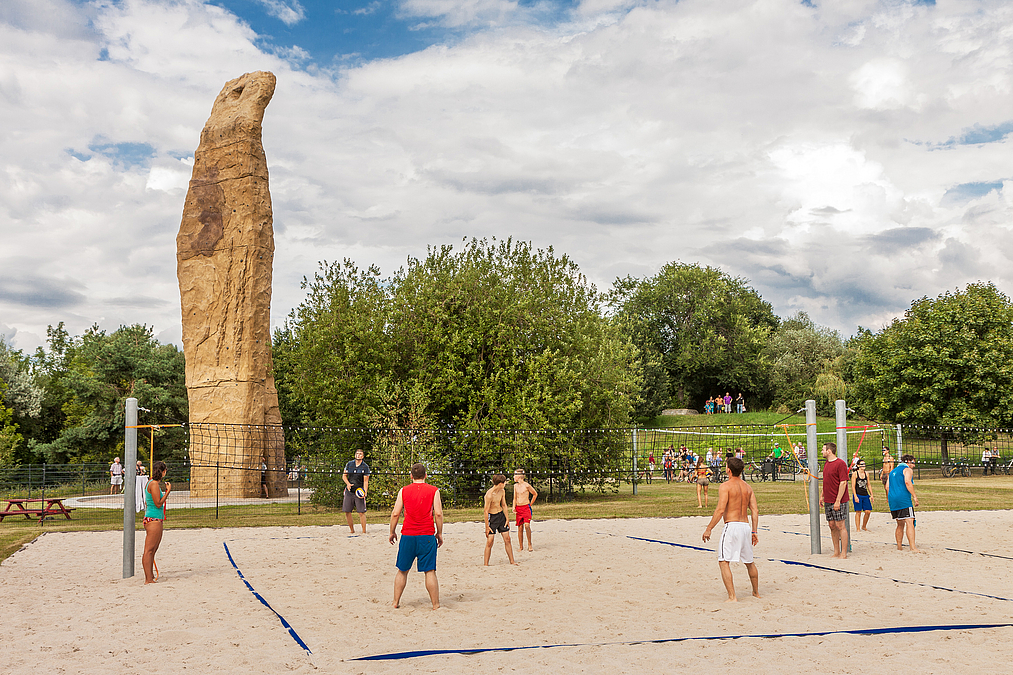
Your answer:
[1,0,1013,350]
[255,0,306,26]
[850,58,915,110]
[145,157,193,193]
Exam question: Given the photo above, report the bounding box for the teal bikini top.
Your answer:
[144,482,165,519]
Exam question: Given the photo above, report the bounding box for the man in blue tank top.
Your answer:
[887,454,919,552]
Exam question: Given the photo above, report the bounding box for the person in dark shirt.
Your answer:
[821,442,850,560]
[342,449,371,533]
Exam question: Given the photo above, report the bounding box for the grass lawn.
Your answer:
[643,410,883,433]
[4,475,1012,565]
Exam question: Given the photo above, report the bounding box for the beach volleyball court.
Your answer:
[2,512,1012,673]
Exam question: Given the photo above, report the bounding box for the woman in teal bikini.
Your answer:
[143,460,172,584]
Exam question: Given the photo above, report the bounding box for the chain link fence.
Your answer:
[2,422,1009,527]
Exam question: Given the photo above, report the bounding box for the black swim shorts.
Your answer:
[487,511,509,533]
[891,507,915,520]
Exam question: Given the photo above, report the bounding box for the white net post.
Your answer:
[836,400,852,552]
[805,399,821,554]
[123,398,138,578]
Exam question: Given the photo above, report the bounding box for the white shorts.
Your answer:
[111,475,123,485]
[717,521,754,563]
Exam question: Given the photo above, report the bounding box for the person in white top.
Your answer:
[109,457,124,495]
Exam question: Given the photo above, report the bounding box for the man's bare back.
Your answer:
[718,477,755,524]
[702,459,760,602]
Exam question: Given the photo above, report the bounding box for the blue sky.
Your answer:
[209,0,451,62]
[207,0,581,63]
[1,0,1013,351]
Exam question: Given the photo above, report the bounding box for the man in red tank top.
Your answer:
[389,462,444,609]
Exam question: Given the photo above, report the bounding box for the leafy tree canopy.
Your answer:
[850,282,1013,428]
[279,238,641,430]
[762,311,846,415]
[609,262,778,413]
[33,324,188,463]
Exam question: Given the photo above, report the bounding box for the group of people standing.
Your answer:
[704,393,745,414]
[700,443,920,602]
[389,463,538,609]
[981,447,1003,475]
[336,448,539,609]
[646,445,747,509]
[823,444,920,559]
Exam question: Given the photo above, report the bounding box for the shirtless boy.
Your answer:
[483,474,517,565]
[513,469,538,552]
[702,457,760,602]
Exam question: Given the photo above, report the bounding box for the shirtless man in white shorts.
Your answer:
[702,456,760,602]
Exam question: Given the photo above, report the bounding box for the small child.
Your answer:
[512,469,538,552]
[483,474,517,566]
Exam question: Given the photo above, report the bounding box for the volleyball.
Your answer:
[355,488,365,499]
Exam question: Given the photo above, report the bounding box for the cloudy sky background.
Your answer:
[1,0,1011,351]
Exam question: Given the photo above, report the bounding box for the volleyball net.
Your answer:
[637,424,896,480]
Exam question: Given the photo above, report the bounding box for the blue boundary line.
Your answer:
[626,535,1013,602]
[222,541,313,656]
[758,527,1013,561]
[352,623,1013,661]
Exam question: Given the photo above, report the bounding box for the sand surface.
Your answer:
[3,510,1013,673]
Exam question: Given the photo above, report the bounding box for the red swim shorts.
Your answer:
[515,504,532,526]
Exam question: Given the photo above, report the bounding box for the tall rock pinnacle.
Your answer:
[177,71,286,498]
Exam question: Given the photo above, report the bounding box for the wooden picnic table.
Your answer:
[0,497,75,524]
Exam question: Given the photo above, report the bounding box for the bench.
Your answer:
[0,498,75,524]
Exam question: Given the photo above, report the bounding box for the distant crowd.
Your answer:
[704,393,745,414]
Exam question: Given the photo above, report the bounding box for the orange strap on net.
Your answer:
[777,424,818,514]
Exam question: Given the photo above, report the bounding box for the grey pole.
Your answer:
[805,399,821,554]
[896,423,903,461]
[835,400,852,552]
[123,398,138,579]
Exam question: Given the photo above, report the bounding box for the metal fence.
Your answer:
[895,425,1013,479]
[2,422,1010,527]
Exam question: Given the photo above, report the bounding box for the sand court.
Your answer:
[3,511,1013,673]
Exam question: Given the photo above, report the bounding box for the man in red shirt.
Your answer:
[821,442,850,559]
[389,462,444,609]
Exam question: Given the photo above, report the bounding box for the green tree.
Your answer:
[283,239,641,431]
[17,323,76,461]
[0,340,43,419]
[283,238,642,502]
[34,324,188,463]
[388,239,640,430]
[271,321,311,427]
[610,262,778,413]
[0,394,21,469]
[762,312,846,415]
[850,282,1013,428]
[280,260,393,428]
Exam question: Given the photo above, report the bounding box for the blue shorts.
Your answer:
[852,494,872,511]
[396,534,437,572]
